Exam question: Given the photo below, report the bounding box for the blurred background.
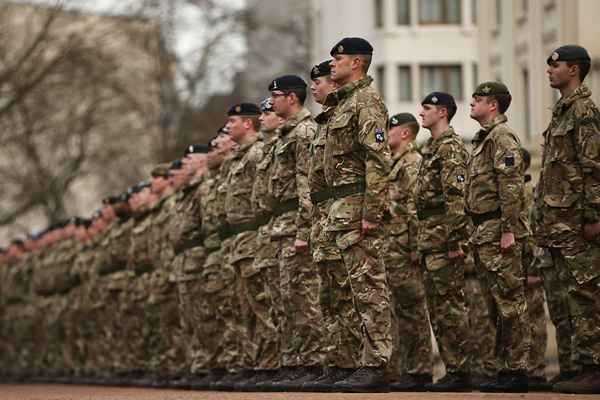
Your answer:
[1,0,599,244]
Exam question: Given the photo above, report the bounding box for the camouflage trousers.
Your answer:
[422,252,470,374]
[383,241,432,377]
[273,235,322,367]
[464,271,498,378]
[333,228,393,367]
[473,241,530,373]
[527,280,548,378]
[537,248,577,375]
[550,245,600,369]
[317,259,362,369]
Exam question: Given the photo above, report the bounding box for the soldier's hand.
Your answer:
[448,249,465,261]
[362,219,379,234]
[500,232,516,252]
[294,239,309,253]
[527,276,542,286]
[583,222,600,241]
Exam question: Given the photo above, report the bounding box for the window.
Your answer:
[420,0,461,24]
[396,0,410,25]
[374,0,384,28]
[420,65,463,100]
[397,65,412,101]
[376,65,387,100]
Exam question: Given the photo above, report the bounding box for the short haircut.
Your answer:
[243,116,261,131]
[436,105,457,122]
[357,54,372,73]
[488,93,512,114]
[567,59,591,82]
[288,87,307,105]
[402,121,419,136]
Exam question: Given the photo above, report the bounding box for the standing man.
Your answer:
[266,74,322,391]
[324,37,392,392]
[415,92,471,391]
[466,82,530,392]
[536,45,600,394]
[304,60,362,392]
[383,113,433,391]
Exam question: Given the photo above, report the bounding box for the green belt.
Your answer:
[218,224,234,240]
[310,181,366,204]
[273,197,299,217]
[468,208,501,226]
[417,205,446,221]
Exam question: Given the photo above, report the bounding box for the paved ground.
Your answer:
[0,384,597,400]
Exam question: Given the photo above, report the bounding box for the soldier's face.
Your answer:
[419,104,444,129]
[271,91,291,117]
[259,111,280,131]
[330,55,354,84]
[226,116,246,143]
[311,76,336,105]
[547,61,575,89]
[151,177,169,195]
[469,95,491,122]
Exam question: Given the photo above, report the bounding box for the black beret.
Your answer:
[128,181,151,195]
[227,102,260,117]
[311,60,332,80]
[330,37,373,56]
[11,238,24,247]
[473,81,510,97]
[421,91,457,111]
[184,143,211,156]
[170,159,183,170]
[268,75,307,91]
[389,113,418,128]
[259,97,274,113]
[217,125,229,135]
[151,163,171,178]
[119,192,131,202]
[547,45,591,65]
[102,195,121,205]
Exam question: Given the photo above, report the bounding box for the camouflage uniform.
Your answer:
[311,107,361,369]
[383,142,433,377]
[323,76,393,367]
[415,126,470,374]
[535,83,600,370]
[270,107,321,367]
[465,114,530,373]
[251,128,281,370]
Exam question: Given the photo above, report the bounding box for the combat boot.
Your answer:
[274,365,322,391]
[554,368,600,394]
[425,372,471,392]
[234,369,278,392]
[211,369,253,391]
[389,373,432,391]
[527,375,551,391]
[549,370,578,385]
[190,368,226,390]
[255,366,295,392]
[332,366,389,393]
[301,367,355,392]
[480,371,528,393]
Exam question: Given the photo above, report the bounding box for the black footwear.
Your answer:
[554,370,600,394]
[480,372,528,393]
[332,366,389,393]
[528,375,551,391]
[234,369,278,392]
[549,370,579,385]
[469,374,495,390]
[190,369,226,390]
[211,369,253,391]
[389,373,432,391]
[274,365,322,392]
[425,372,471,392]
[256,367,296,392]
[302,367,355,392]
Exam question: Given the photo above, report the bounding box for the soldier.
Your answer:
[536,45,600,394]
[383,113,433,391]
[263,74,322,391]
[302,60,363,393]
[466,82,530,392]
[415,91,471,391]
[323,37,392,392]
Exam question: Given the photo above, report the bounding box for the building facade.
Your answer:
[311,0,480,138]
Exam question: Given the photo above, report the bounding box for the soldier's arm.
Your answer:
[576,107,600,224]
[295,124,315,243]
[405,157,421,255]
[439,142,469,251]
[493,131,525,233]
[358,100,391,224]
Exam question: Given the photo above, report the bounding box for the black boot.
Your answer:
[258,366,298,392]
[302,367,355,392]
[425,372,471,392]
[389,373,432,391]
[554,367,600,394]
[332,366,389,393]
[274,365,322,391]
[480,371,528,393]
[549,370,579,385]
[190,368,226,390]
[234,369,278,392]
[211,369,253,391]
[528,375,551,391]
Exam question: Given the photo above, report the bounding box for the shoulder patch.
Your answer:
[504,154,515,167]
[375,128,385,143]
[457,174,465,183]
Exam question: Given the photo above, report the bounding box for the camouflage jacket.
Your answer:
[199,169,221,250]
[168,181,204,254]
[251,129,280,218]
[148,194,177,268]
[309,107,334,223]
[127,209,157,273]
[415,127,469,253]
[385,142,421,255]
[466,114,530,245]
[536,84,600,249]
[269,107,316,240]
[107,217,135,271]
[323,76,390,231]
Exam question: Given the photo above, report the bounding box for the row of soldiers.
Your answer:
[1,37,600,394]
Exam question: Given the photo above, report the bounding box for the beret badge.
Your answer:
[431,96,438,104]
[551,52,559,61]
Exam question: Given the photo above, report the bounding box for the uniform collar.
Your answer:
[281,107,311,135]
[315,106,335,124]
[324,76,373,107]
[473,114,507,144]
[427,126,456,152]
[553,83,592,116]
